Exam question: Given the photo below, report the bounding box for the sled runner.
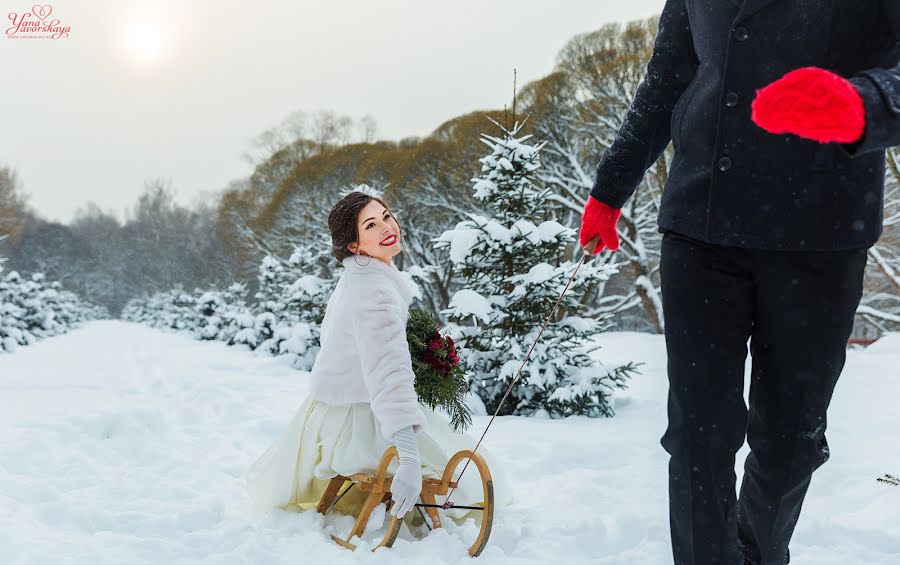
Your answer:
[316,445,494,557]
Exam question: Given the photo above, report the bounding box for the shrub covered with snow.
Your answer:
[0,256,107,353]
[122,287,200,331]
[123,284,258,347]
[122,243,339,369]
[250,245,338,369]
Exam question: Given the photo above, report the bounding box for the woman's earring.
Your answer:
[353,250,371,266]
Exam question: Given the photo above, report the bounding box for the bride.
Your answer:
[246,191,510,528]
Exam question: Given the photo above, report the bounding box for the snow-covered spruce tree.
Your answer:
[156,287,198,331]
[0,258,106,352]
[124,283,253,345]
[120,295,150,324]
[252,242,338,369]
[123,287,197,331]
[433,119,638,418]
[0,257,33,352]
[13,273,55,338]
[195,289,226,340]
[252,253,291,355]
[123,292,162,327]
[249,255,281,352]
[282,243,336,328]
[169,288,199,330]
[220,282,258,348]
[255,255,286,321]
[19,271,105,332]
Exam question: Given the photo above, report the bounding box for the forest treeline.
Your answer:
[1,14,897,336]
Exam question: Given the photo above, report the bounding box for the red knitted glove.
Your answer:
[579,196,621,255]
[751,66,865,143]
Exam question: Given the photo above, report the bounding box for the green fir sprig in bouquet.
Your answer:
[406,307,472,432]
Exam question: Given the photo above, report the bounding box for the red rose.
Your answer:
[419,330,461,377]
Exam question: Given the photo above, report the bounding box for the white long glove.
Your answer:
[389,425,422,518]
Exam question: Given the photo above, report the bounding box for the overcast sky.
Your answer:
[1,0,663,224]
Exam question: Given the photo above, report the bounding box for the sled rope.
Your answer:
[416,504,433,531]
[443,239,598,508]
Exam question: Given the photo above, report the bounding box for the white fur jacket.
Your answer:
[308,255,427,441]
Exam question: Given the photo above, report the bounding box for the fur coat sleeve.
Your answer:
[350,283,427,441]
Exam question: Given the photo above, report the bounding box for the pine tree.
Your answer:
[218,282,257,346]
[282,242,336,327]
[195,290,225,340]
[433,119,638,417]
[255,255,286,320]
[0,257,30,352]
[247,242,337,367]
[0,257,105,352]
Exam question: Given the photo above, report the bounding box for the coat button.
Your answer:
[725,91,739,107]
[733,27,750,41]
[718,156,733,171]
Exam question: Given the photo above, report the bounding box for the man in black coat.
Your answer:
[578,1,898,564]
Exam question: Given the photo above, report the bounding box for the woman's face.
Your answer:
[347,200,402,265]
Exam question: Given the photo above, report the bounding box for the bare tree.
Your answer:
[312,109,354,152]
[358,114,379,143]
[857,148,900,335]
[522,18,668,332]
[0,165,29,243]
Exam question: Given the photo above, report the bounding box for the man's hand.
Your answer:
[751,66,866,143]
[579,196,622,255]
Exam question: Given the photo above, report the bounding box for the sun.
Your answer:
[124,22,166,64]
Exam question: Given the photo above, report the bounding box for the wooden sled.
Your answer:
[316,446,494,557]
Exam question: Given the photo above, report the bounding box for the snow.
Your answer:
[535,219,571,241]
[0,322,898,564]
[433,221,483,264]
[447,289,493,324]
[435,217,573,266]
[286,274,325,297]
[514,263,558,287]
[471,178,497,200]
[860,331,900,355]
[558,316,600,333]
[509,219,572,247]
[480,217,512,245]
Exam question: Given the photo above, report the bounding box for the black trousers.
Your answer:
[658,230,869,565]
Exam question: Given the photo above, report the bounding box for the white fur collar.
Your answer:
[341,255,414,306]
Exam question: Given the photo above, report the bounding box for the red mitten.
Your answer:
[579,196,621,255]
[751,66,865,143]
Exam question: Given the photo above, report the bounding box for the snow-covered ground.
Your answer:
[0,320,897,564]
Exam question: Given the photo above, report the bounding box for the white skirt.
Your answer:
[245,394,512,522]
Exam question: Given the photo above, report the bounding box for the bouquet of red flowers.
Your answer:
[406,306,472,432]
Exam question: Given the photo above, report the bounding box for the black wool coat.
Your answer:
[591,0,900,251]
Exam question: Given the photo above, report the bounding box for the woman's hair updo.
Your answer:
[327,191,403,263]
